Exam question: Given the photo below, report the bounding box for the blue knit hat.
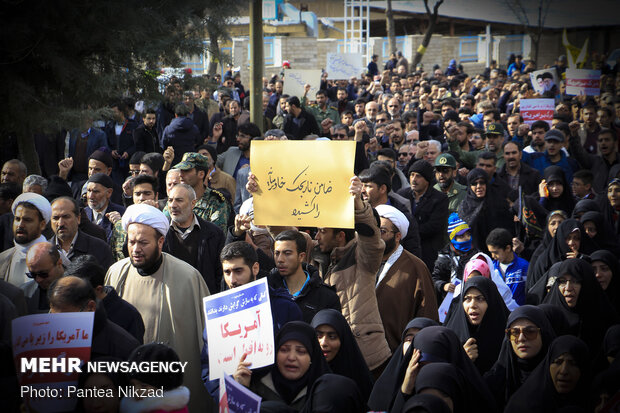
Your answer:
[447,212,470,240]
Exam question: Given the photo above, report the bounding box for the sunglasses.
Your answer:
[26,270,51,279]
[505,326,540,341]
[333,133,348,139]
[398,153,408,157]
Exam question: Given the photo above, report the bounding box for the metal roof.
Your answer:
[368,0,620,29]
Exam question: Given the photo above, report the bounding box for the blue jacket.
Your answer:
[522,150,579,183]
[200,286,302,399]
[493,253,529,306]
[162,117,201,165]
[69,128,108,158]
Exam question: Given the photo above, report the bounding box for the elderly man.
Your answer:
[84,173,126,242]
[0,193,50,286]
[48,276,140,360]
[163,183,225,294]
[22,175,47,195]
[21,242,64,314]
[105,204,211,411]
[375,205,438,351]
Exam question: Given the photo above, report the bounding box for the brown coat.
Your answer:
[376,249,439,351]
[209,167,236,202]
[314,202,391,370]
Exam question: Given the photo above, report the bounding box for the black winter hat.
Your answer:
[127,343,183,391]
[408,160,435,184]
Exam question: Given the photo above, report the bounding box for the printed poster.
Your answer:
[12,312,95,412]
[565,68,601,96]
[204,278,274,381]
[250,140,356,228]
[326,53,363,80]
[520,99,555,126]
[530,68,559,96]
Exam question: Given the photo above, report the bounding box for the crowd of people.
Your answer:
[1,48,620,413]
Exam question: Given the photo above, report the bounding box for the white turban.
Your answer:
[375,204,408,238]
[122,204,170,236]
[12,193,52,224]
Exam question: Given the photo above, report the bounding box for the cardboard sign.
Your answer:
[283,69,322,100]
[326,53,363,79]
[250,140,355,228]
[520,99,555,126]
[222,375,261,413]
[204,278,274,381]
[12,312,94,413]
[565,69,601,96]
[438,280,460,323]
[530,68,559,96]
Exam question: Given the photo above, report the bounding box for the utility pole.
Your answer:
[250,0,264,132]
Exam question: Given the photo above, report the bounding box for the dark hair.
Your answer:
[530,120,550,132]
[287,96,301,108]
[441,99,457,109]
[458,107,473,116]
[52,196,79,217]
[238,122,262,139]
[0,182,21,201]
[403,111,417,123]
[174,104,190,117]
[503,140,521,151]
[359,166,392,192]
[554,122,570,138]
[140,152,165,173]
[48,276,96,309]
[129,151,146,165]
[220,241,258,268]
[573,169,593,186]
[457,121,474,134]
[377,148,398,161]
[197,144,217,163]
[333,124,350,134]
[274,229,307,254]
[483,109,500,121]
[486,228,513,249]
[599,128,617,141]
[332,228,356,243]
[132,174,158,194]
[477,151,497,163]
[65,255,106,288]
[143,108,157,117]
[390,119,406,129]
[316,89,328,97]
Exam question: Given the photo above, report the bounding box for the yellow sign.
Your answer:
[250,140,355,228]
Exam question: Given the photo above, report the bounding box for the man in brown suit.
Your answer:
[374,204,438,351]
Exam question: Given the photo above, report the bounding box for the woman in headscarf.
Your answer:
[408,326,497,412]
[527,219,595,291]
[412,363,467,413]
[590,250,620,314]
[538,303,571,336]
[539,166,575,216]
[400,393,451,413]
[310,310,373,401]
[458,168,514,254]
[571,198,599,219]
[580,212,620,254]
[596,178,620,237]
[444,277,509,374]
[528,210,567,276]
[542,259,619,354]
[368,318,438,412]
[234,321,330,410]
[301,374,366,413]
[504,335,590,413]
[78,357,127,413]
[483,305,556,407]
[528,261,562,304]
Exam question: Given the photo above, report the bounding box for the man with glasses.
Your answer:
[364,101,379,124]
[397,144,412,170]
[21,242,64,314]
[387,98,402,120]
[332,124,350,140]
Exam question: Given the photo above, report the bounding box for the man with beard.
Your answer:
[84,173,126,243]
[163,183,224,294]
[448,122,506,169]
[105,204,212,412]
[134,109,161,153]
[0,193,50,287]
[50,196,114,270]
[282,96,320,139]
[569,125,620,193]
[497,141,541,195]
[433,153,466,213]
[387,98,401,120]
[476,151,511,200]
[388,119,406,152]
[523,120,549,154]
[374,204,438,351]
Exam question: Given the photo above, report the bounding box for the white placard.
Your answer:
[204,277,274,380]
[283,69,322,99]
[326,53,363,80]
[520,98,555,126]
[565,69,601,96]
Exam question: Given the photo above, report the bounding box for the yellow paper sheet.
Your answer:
[250,140,355,228]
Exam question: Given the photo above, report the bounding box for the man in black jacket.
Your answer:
[497,141,542,196]
[282,96,320,140]
[268,229,340,322]
[397,160,449,270]
[163,183,225,294]
[183,92,210,140]
[133,109,162,153]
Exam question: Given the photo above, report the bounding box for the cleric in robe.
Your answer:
[104,204,212,411]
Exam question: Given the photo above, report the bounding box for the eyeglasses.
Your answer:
[129,170,141,176]
[505,326,540,341]
[26,270,51,279]
[398,152,408,157]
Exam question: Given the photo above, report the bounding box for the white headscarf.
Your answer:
[122,204,170,236]
[12,193,52,224]
[375,204,408,238]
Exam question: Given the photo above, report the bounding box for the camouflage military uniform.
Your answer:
[110,220,127,261]
[301,97,339,126]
